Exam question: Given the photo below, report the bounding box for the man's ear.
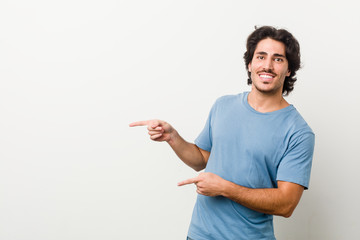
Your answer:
[286,69,291,77]
[248,63,252,72]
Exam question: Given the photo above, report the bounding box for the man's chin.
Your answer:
[253,86,282,96]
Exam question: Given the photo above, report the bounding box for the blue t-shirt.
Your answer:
[188,92,315,240]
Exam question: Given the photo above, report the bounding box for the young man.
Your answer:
[130,26,315,240]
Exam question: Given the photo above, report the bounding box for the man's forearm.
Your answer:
[167,131,207,171]
[221,180,303,217]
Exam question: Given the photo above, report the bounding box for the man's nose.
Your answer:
[263,59,274,71]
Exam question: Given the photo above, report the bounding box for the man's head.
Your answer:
[244,26,301,96]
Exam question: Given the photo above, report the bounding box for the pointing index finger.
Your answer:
[177,177,198,186]
[129,120,150,127]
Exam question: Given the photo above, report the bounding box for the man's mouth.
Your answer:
[259,74,275,81]
[259,74,273,79]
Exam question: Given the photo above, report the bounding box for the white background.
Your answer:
[1,0,359,239]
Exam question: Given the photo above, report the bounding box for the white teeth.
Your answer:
[260,75,273,79]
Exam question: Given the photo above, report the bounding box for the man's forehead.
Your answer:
[254,38,286,56]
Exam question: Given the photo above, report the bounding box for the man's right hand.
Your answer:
[129,119,208,171]
[129,120,175,143]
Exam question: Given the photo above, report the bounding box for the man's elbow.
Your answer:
[281,210,293,218]
[278,204,297,218]
[193,164,206,172]
[275,182,304,218]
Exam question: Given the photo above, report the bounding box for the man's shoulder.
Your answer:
[214,92,247,105]
[287,107,315,136]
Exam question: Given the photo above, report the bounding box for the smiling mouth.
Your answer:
[259,74,275,82]
[259,74,274,79]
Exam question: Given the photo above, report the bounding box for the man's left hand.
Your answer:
[178,172,227,197]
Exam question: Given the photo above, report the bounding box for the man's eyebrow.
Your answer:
[273,53,286,58]
[255,51,286,58]
[255,51,268,55]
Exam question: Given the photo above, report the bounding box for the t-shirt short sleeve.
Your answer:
[194,102,216,152]
[276,131,315,189]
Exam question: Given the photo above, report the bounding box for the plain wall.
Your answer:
[1,0,359,239]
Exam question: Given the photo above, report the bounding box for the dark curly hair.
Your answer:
[243,26,301,96]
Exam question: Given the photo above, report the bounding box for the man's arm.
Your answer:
[129,119,210,171]
[178,172,304,217]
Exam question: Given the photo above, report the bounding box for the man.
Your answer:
[130,26,315,240]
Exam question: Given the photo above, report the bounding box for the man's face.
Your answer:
[248,38,291,95]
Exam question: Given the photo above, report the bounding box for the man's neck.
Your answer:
[247,90,289,113]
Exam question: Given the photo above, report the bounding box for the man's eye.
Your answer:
[257,56,264,60]
[275,58,283,62]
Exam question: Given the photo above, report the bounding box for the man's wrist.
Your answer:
[167,130,179,146]
[220,179,231,197]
